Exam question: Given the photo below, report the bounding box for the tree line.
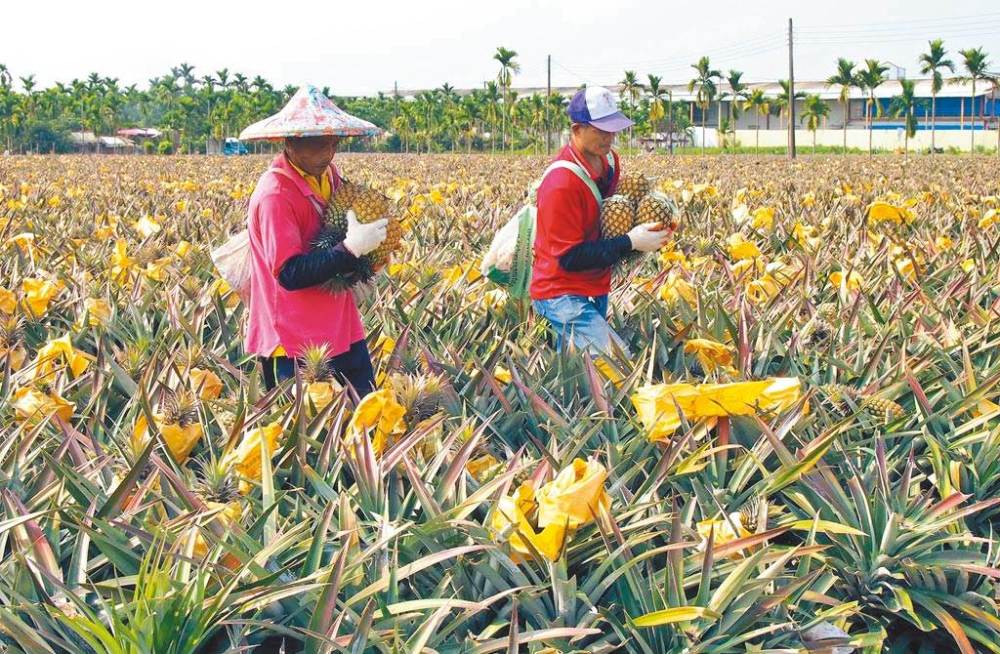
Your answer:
[0,42,993,155]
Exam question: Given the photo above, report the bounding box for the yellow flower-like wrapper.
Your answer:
[683,339,734,374]
[132,414,204,463]
[29,334,92,382]
[866,200,914,225]
[22,278,63,317]
[726,234,762,261]
[696,513,753,559]
[535,458,611,530]
[657,272,697,306]
[632,377,803,442]
[0,287,16,315]
[223,422,283,492]
[188,368,223,400]
[466,454,502,482]
[82,298,112,327]
[345,389,406,457]
[13,387,74,423]
[491,482,566,563]
[829,270,864,292]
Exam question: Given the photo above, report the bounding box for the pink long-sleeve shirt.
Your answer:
[245,153,364,358]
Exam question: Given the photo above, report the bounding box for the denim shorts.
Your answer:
[532,294,629,356]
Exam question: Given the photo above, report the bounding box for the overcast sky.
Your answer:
[4,0,999,95]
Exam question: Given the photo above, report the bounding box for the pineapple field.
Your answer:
[3,152,1000,653]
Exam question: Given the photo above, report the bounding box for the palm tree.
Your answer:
[855,59,889,157]
[483,81,502,153]
[493,47,519,152]
[619,70,643,150]
[918,40,955,153]
[959,47,992,152]
[775,79,805,131]
[826,58,857,154]
[647,74,667,149]
[800,94,830,153]
[722,70,748,151]
[688,56,721,155]
[889,78,920,158]
[742,88,770,156]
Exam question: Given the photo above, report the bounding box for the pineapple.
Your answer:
[636,191,679,230]
[388,373,448,461]
[600,195,636,239]
[186,459,244,568]
[132,388,203,463]
[738,493,767,534]
[389,373,447,426]
[617,172,651,204]
[817,384,861,416]
[861,395,906,422]
[300,344,342,412]
[315,179,402,291]
[194,459,242,522]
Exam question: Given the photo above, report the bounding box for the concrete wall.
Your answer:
[729,127,1000,151]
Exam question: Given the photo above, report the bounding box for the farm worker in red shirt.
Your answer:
[239,86,387,395]
[531,86,670,355]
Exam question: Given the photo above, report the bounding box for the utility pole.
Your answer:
[668,89,674,154]
[787,17,796,159]
[546,54,552,155]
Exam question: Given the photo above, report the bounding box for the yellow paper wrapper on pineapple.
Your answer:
[683,338,734,374]
[594,357,624,387]
[632,377,802,441]
[132,414,204,463]
[0,287,17,314]
[305,380,341,413]
[21,278,63,317]
[1,345,26,371]
[12,387,74,423]
[82,298,112,327]
[491,482,566,562]
[536,458,611,529]
[696,513,753,559]
[346,388,405,457]
[188,368,223,400]
[224,421,283,487]
[466,454,501,482]
[31,334,91,381]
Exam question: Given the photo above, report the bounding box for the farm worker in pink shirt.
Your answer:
[239,86,387,395]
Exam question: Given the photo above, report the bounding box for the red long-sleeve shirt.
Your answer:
[529,144,622,300]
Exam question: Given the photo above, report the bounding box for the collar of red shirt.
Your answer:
[274,152,339,203]
[566,143,608,180]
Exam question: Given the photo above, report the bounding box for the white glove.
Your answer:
[627,222,671,253]
[342,210,388,257]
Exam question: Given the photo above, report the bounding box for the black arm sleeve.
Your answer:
[277,243,359,290]
[558,235,633,272]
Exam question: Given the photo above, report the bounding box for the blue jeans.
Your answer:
[532,294,629,356]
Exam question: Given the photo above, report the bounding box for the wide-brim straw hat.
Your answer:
[239,85,381,141]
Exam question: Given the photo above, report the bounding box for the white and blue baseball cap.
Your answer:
[567,86,634,133]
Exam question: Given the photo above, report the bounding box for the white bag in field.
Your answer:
[210,229,252,300]
[480,209,525,276]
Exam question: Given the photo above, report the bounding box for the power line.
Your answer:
[797,11,1000,31]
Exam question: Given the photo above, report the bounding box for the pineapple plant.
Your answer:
[299,344,342,412]
[132,388,203,463]
[0,315,27,371]
[599,195,636,239]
